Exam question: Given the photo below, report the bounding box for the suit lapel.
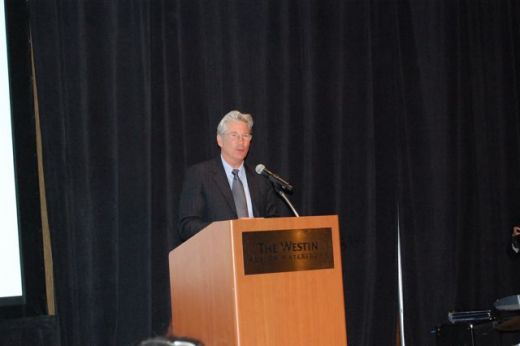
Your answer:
[211,158,237,215]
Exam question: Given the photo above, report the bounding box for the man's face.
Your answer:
[217,120,252,168]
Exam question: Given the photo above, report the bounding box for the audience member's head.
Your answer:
[138,336,202,346]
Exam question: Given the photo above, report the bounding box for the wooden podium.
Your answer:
[169,215,347,345]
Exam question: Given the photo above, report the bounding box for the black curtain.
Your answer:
[27,1,520,346]
[399,1,520,344]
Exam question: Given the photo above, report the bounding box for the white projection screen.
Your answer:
[0,0,25,306]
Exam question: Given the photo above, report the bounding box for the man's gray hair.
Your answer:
[216,110,254,136]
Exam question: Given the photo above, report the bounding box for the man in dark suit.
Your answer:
[513,225,520,256]
[177,110,285,241]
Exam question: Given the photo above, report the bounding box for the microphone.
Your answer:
[255,164,293,192]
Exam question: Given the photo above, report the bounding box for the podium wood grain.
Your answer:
[169,215,347,346]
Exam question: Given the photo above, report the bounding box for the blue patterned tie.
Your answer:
[231,169,248,218]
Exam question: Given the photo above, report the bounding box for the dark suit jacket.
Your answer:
[509,236,520,260]
[178,158,284,241]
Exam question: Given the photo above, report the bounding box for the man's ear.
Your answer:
[217,134,223,148]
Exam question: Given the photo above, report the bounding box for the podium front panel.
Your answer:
[231,216,347,346]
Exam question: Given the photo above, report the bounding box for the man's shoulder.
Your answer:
[244,163,271,189]
[244,162,258,178]
[187,158,221,173]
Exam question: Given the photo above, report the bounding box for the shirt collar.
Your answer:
[220,155,245,177]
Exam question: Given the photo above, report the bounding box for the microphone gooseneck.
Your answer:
[255,163,299,217]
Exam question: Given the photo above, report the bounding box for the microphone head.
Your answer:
[255,164,265,174]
